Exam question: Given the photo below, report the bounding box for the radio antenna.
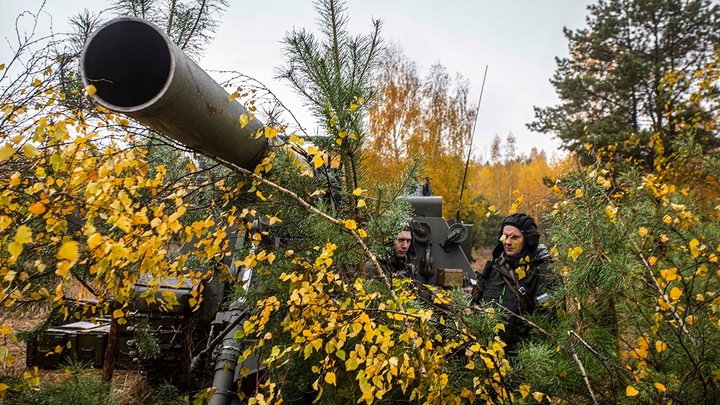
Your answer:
[456,65,488,222]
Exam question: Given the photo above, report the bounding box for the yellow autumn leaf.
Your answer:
[22,143,39,158]
[307,146,319,155]
[344,219,357,230]
[239,114,249,129]
[626,385,639,396]
[85,84,97,96]
[0,63,5,71]
[288,134,304,145]
[568,246,584,261]
[660,268,678,281]
[689,239,700,258]
[57,241,79,263]
[352,187,365,196]
[655,340,667,353]
[7,242,23,259]
[654,382,667,392]
[532,392,544,402]
[28,202,46,216]
[112,309,125,319]
[0,144,15,161]
[639,227,648,237]
[15,226,32,244]
[55,261,71,277]
[324,372,336,385]
[311,377,319,391]
[669,287,683,301]
[87,233,104,250]
[575,188,584,198]
[312,154,324,169]
[357,199,366,208]
[358,229,367,238]
[264,126,278,139]
[345,357,359,371]
[0,216,11,231]
[519,384,531,399]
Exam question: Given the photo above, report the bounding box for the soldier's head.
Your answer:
[496,213,539,259]
[393,229,412,258]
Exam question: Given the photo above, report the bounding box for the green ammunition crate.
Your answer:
[27,321,109,369]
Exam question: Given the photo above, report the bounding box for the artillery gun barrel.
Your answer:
[80,17,266,404]
[81,17,267,169]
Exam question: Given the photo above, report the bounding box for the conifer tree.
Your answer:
[530,0,720,165]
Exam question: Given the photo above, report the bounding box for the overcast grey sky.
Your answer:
[0,0,594,161]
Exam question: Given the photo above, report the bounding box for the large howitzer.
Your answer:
[27,16,476,404]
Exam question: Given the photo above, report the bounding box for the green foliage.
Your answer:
[536,131,720,402]
[278,0,383,196]
[513,341,583,398]
[134,326,161,357]
[148,381,189,405]
[3,371,116,405]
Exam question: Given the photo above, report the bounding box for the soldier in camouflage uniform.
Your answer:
[472,213,555,350]
[366,228,416,281]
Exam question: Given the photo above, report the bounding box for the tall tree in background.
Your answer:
[530,0,720,165]
[278,0,382,200]
[112,0,228,58]
[411,64,475,214]
[367,44,421,164]
[364,48,478,216]
[364,48,562,231]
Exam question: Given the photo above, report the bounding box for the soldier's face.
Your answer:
[501,225,525,258]
[394,231,412,257]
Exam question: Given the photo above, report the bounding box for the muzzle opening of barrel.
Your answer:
[82,20,172,110]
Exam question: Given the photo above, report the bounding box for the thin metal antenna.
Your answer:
[456,65,488,222]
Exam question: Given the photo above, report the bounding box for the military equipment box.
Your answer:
[437,268,465,287]
[26,321,110,369]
